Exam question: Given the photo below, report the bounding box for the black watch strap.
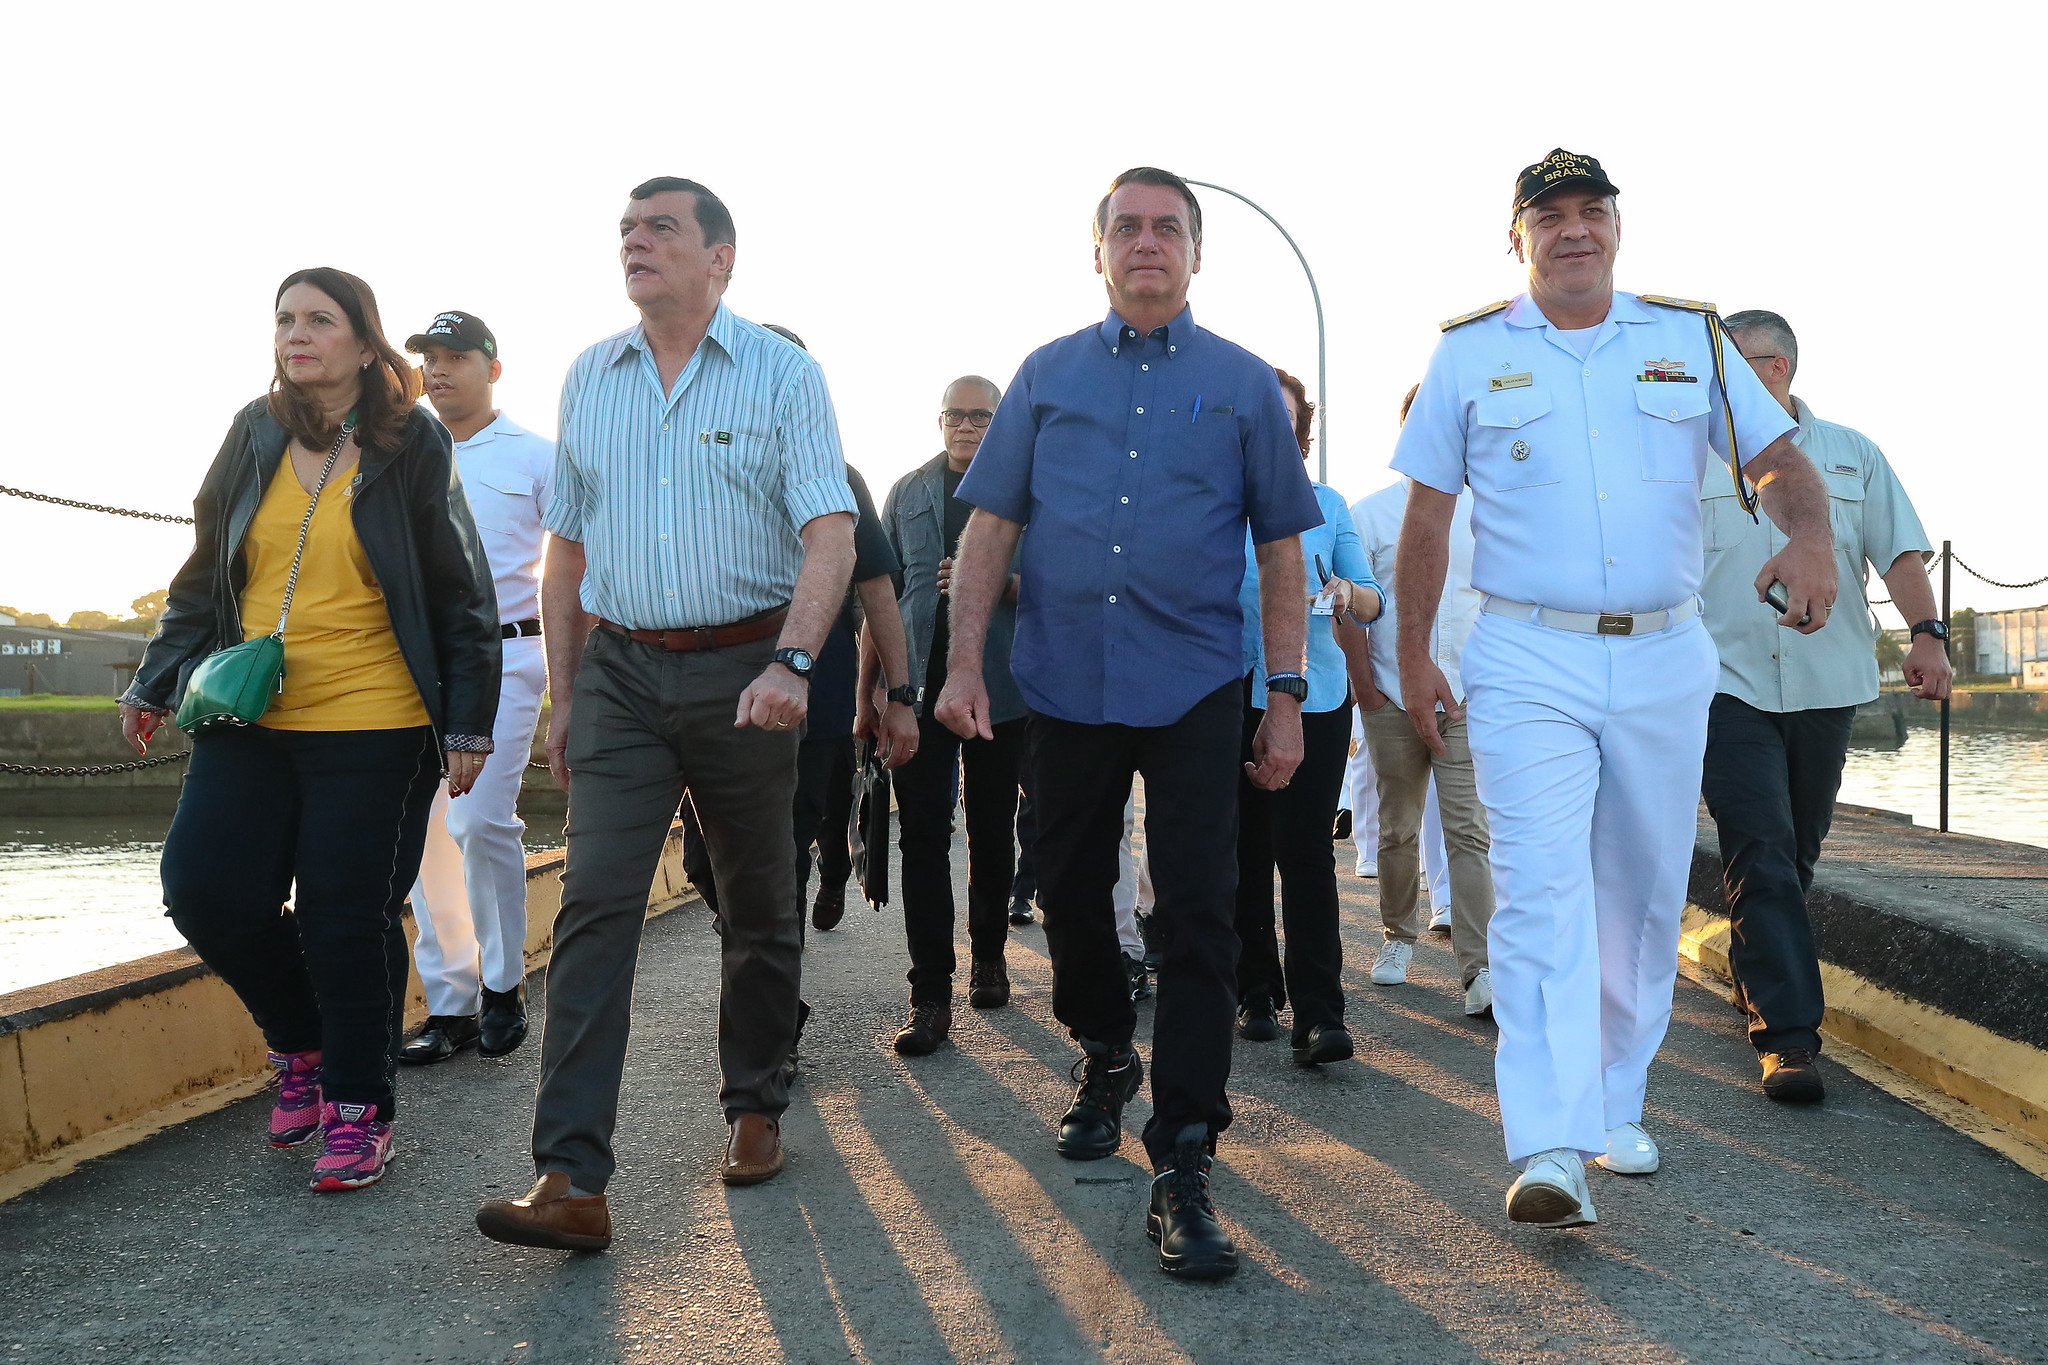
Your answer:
[1266,673,1309,702]
[1909,618,1950,641]
[886,684,920,706]
[772,646,814,678]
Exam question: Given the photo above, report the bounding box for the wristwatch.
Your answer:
[886,684,920,706]
[1909,619,1950,642]
[1266,672,1309,702]
[772,647,815,679]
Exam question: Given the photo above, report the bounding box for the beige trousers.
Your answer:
[1359,703,1496,986]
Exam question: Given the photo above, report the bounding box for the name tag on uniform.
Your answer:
[1488,372,1533,392]
[1829,462,1858,475]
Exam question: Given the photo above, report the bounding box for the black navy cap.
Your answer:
[405,311,497,359]
[1513,149,1620,215]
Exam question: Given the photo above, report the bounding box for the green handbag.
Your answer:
[175,416,355,732]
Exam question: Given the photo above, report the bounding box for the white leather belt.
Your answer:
[1481,594,1701,637]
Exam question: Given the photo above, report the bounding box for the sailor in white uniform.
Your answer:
[1391,151,1838,1227]
[400,312,555,1064]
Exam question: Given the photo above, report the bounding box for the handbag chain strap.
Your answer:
[270,419,357,640]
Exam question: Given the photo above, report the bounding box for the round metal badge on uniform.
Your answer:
[1511,440,1531,461]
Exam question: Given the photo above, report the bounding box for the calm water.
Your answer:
[3,731,2043,995]
[0,807,566,996]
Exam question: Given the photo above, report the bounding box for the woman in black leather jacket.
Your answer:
[120,267,500,1193]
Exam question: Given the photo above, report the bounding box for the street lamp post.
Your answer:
[1184,179,1328,483]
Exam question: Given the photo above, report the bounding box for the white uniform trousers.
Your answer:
[1112,787,1153,956]
[409,637,548,1017]
[1461,611,1716,1165]
[1344,710,1380,861]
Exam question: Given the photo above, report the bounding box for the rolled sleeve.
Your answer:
[847,464,900,582]
[543,377,586,541]
[956,358,1035,523]
[1392,339,1469,494]
[1863,448,1932,570]
[1244,371,1324,543]
[776,360,858,530]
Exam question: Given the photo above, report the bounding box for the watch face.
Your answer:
[786,649,814,672]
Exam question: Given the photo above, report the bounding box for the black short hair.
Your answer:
[1094,167,1202,246]
[628,176,736,250]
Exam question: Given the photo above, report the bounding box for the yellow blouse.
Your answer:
[239,457,430,731]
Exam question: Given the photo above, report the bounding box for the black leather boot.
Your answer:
[1148,1122,1238,1279]
[1056,1037,1143,1159]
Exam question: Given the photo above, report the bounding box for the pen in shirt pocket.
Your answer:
[1192,394,1202,423]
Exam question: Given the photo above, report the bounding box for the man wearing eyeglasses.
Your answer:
[875,376,1025,1055]
[1699,309,1948,1105]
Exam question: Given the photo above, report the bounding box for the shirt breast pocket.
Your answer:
[1823,468,1866,558]
[696,427,777,507]
[1635,384,1710,482]
[1472,389,1556,491]
[468,472,534,534]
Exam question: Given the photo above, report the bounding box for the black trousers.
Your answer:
[1699,693,1857,1056]
[1029,680,1241,1164]
[794,732,857,896]
[160,723,441,1119]
[1234,693,1352,1041]
[895,713,1023,1002]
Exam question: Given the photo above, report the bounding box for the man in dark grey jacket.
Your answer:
[874,375,1024,1054]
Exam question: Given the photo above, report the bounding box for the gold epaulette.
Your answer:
[1439,300,1511,332]
[1636,293,1719,315]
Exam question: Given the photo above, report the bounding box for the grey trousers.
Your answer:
[1360,703,1496,987]
[532,628,801,1193]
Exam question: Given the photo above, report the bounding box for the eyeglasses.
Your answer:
[1741,353,1783,365]
[940,409,995,428]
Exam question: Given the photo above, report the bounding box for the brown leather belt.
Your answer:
[595,606,787,653]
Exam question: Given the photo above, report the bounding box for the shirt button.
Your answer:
[1583,369,1592,377]
[1590,428,1600,437]
[1599,492,1608,501]
[1605,557,1615,566]
[1108,595,1118,603]
[660,478,670,486]
[1141,364,1150,371]
[666,589,675,598]
[1669,409,1680,418]
[660,533,669,542]
[1120,497,1129,504]
[1129,451,1138,458]
[1510,418,1519,427]
[1136,407,1144,414]
[661,423,669,432]
[1113,545,1122,553]
[1169,345,1177,352]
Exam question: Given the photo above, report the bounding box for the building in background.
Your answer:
[0,624,148,696]
[1972,605,2048,687]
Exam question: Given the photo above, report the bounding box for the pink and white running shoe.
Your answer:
[309,1101,393,1192]
[266,1050,323,1149]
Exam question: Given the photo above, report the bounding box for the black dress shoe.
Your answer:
[1292,1022,1355,1067]
[477,986,528,1058]
[1008,896,1035,926]
[893,1000,951,1056]
[812,880,848,932]
[1057,1038,1143,1160]
[1236,994,1281,1043]
[401,1014,480,1065]
[968,957,1011,1009]
[1124,952,1152,1002]
[1761,1048,1826,1103]
[1148,1122,1238,1280]
[1138,912,1163,972]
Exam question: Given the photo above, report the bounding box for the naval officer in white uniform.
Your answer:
[401,312,555,1063]
[1392,150,1838,1227]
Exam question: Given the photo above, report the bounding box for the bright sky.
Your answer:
[3,3,2042,628]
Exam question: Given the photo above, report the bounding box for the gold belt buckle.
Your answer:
[1596,613,1633,636]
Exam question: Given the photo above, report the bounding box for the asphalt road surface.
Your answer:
[3,828,2045,1364]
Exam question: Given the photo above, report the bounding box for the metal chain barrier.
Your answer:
[0,751,190,777]
[1,484,194,524]
[1870,550,2048,605]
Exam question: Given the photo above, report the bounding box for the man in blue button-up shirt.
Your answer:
[938,167,1323,1282]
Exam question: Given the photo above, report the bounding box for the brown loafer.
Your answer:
[476,1171,612,1251]
[721,1112,786,1185]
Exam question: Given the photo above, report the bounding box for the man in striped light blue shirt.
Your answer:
[477,177,857,1253]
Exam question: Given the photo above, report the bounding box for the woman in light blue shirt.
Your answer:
[1234,369,1382,1066]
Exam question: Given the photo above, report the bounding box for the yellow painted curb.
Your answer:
[1680,904,2048,1180]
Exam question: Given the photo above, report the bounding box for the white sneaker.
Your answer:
[1595,1122,1660,1176]
[1355,859,1379,879]
[1506,1148,1597,1227]
[1463,968,1493,1017]
[1370,940,1412,985]
[1429,904,1452,935]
